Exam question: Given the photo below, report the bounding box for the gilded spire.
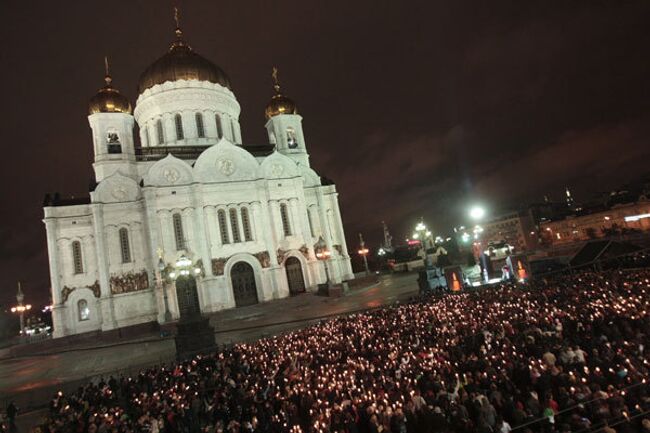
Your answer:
[104,56,112,86]
[272,66,281,93]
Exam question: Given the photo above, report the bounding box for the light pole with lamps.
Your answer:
[412,219,433,267]
[358,233,370,275]
[315,236,332,289]
[11,281,32,337]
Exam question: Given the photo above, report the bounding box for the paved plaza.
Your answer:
[1,273,418,414]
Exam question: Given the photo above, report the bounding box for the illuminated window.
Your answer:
[119,228,131,263]
[72,241,83,274]
[78,299,90,321]
[172,213,185,251]
[156,119,164,145]
[215,114,223,139]
[241,207,252,241]
[195,113,205,138]
[280,203,292,237]
[175,114,184,140]
[217,209,229,244]
[286,127,298,149]
[230,208,241,243]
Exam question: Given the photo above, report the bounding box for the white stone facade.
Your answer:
[44,78,353,338]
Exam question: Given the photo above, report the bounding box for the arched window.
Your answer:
[72,240,83,274]
[78,299,90,321]
[215,114,224,139]
[195,113,205,138]
[217,209,229,244]
[286,127,298,149]
[307,208,315,238]
[156,119,164,145]
[280,203,292,237]
[175,114,184,140]
[172,213,185,251]
[229,208,241,243]
[241,207,252,241]
[119,228,131,263]
[141,126,148,147]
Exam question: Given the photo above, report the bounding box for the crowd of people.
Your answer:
[22,269,650,433]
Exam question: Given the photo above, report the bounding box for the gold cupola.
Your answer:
[265,67,297,120]
[88,57,132,115]
[137,8,231,94]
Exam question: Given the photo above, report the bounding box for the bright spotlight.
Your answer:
[469,206,485,220]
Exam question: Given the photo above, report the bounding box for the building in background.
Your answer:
[481,210,539,253]
[42,22,353,337]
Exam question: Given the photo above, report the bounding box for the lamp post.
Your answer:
[315,237,332,289]
[358,233,370,276]
[412,219,433,267]
[11,282,31,337]
[156,248,172,323]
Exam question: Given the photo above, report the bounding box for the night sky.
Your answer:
[1,1,649,307]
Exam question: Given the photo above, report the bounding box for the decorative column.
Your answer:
[91,203,117,330]
[142,190,167,323]
[315,191,335,284]
[44,218,66,337]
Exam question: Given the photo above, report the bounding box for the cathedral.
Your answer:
[43,19,353,337]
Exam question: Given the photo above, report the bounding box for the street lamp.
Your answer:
[413,219,433,266]
[156,248,172,323]
[11,282,31,337]
[315,236,332,289]
[357,233,370,276]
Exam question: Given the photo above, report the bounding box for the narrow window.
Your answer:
[280,203,292,237]
[286,127,298,149]
[119,227,131,263]
[231,120,237,143]
[78,299,90,321]
[156,119,164,145]
[195,113,205,138]
[72,241,83,274]
[172,213,185,251]
[215,114,223,139]
[217,209,229,244]
[307,208,315,237]
[241,207,252,241]
[229,208,241,243]
[175,114,184,140]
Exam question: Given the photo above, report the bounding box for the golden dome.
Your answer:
[264,67,297,120]
[88,68,132,115]
[137,26,231,94]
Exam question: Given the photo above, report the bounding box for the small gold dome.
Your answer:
[264,67,297,120]
[88,74,132,115]
[138,28,231,94]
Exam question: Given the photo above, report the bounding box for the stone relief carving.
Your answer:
[111,186,128,201]
[162,166,180,184]
[277,248,287,265]
[217,158,235,176]
[333,244,343,256]
[270,163,284,177]
[254,251,271,268]
[61,281,101,304]
[110,270,149,295]
[299,244,310,259]
[212,258,228,276]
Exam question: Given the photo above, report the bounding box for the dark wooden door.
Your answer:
[285,257,306,295]
[175,275,201,318]
[231,262,259,307]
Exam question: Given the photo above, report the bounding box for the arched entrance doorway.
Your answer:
[285,256,306,295]
[231,262,259,307]
[175,275,201,319]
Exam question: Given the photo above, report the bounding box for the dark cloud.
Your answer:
[0,0,649,307]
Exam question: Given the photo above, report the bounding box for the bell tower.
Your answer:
[264,67,310,167]
[87,57,137,182]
